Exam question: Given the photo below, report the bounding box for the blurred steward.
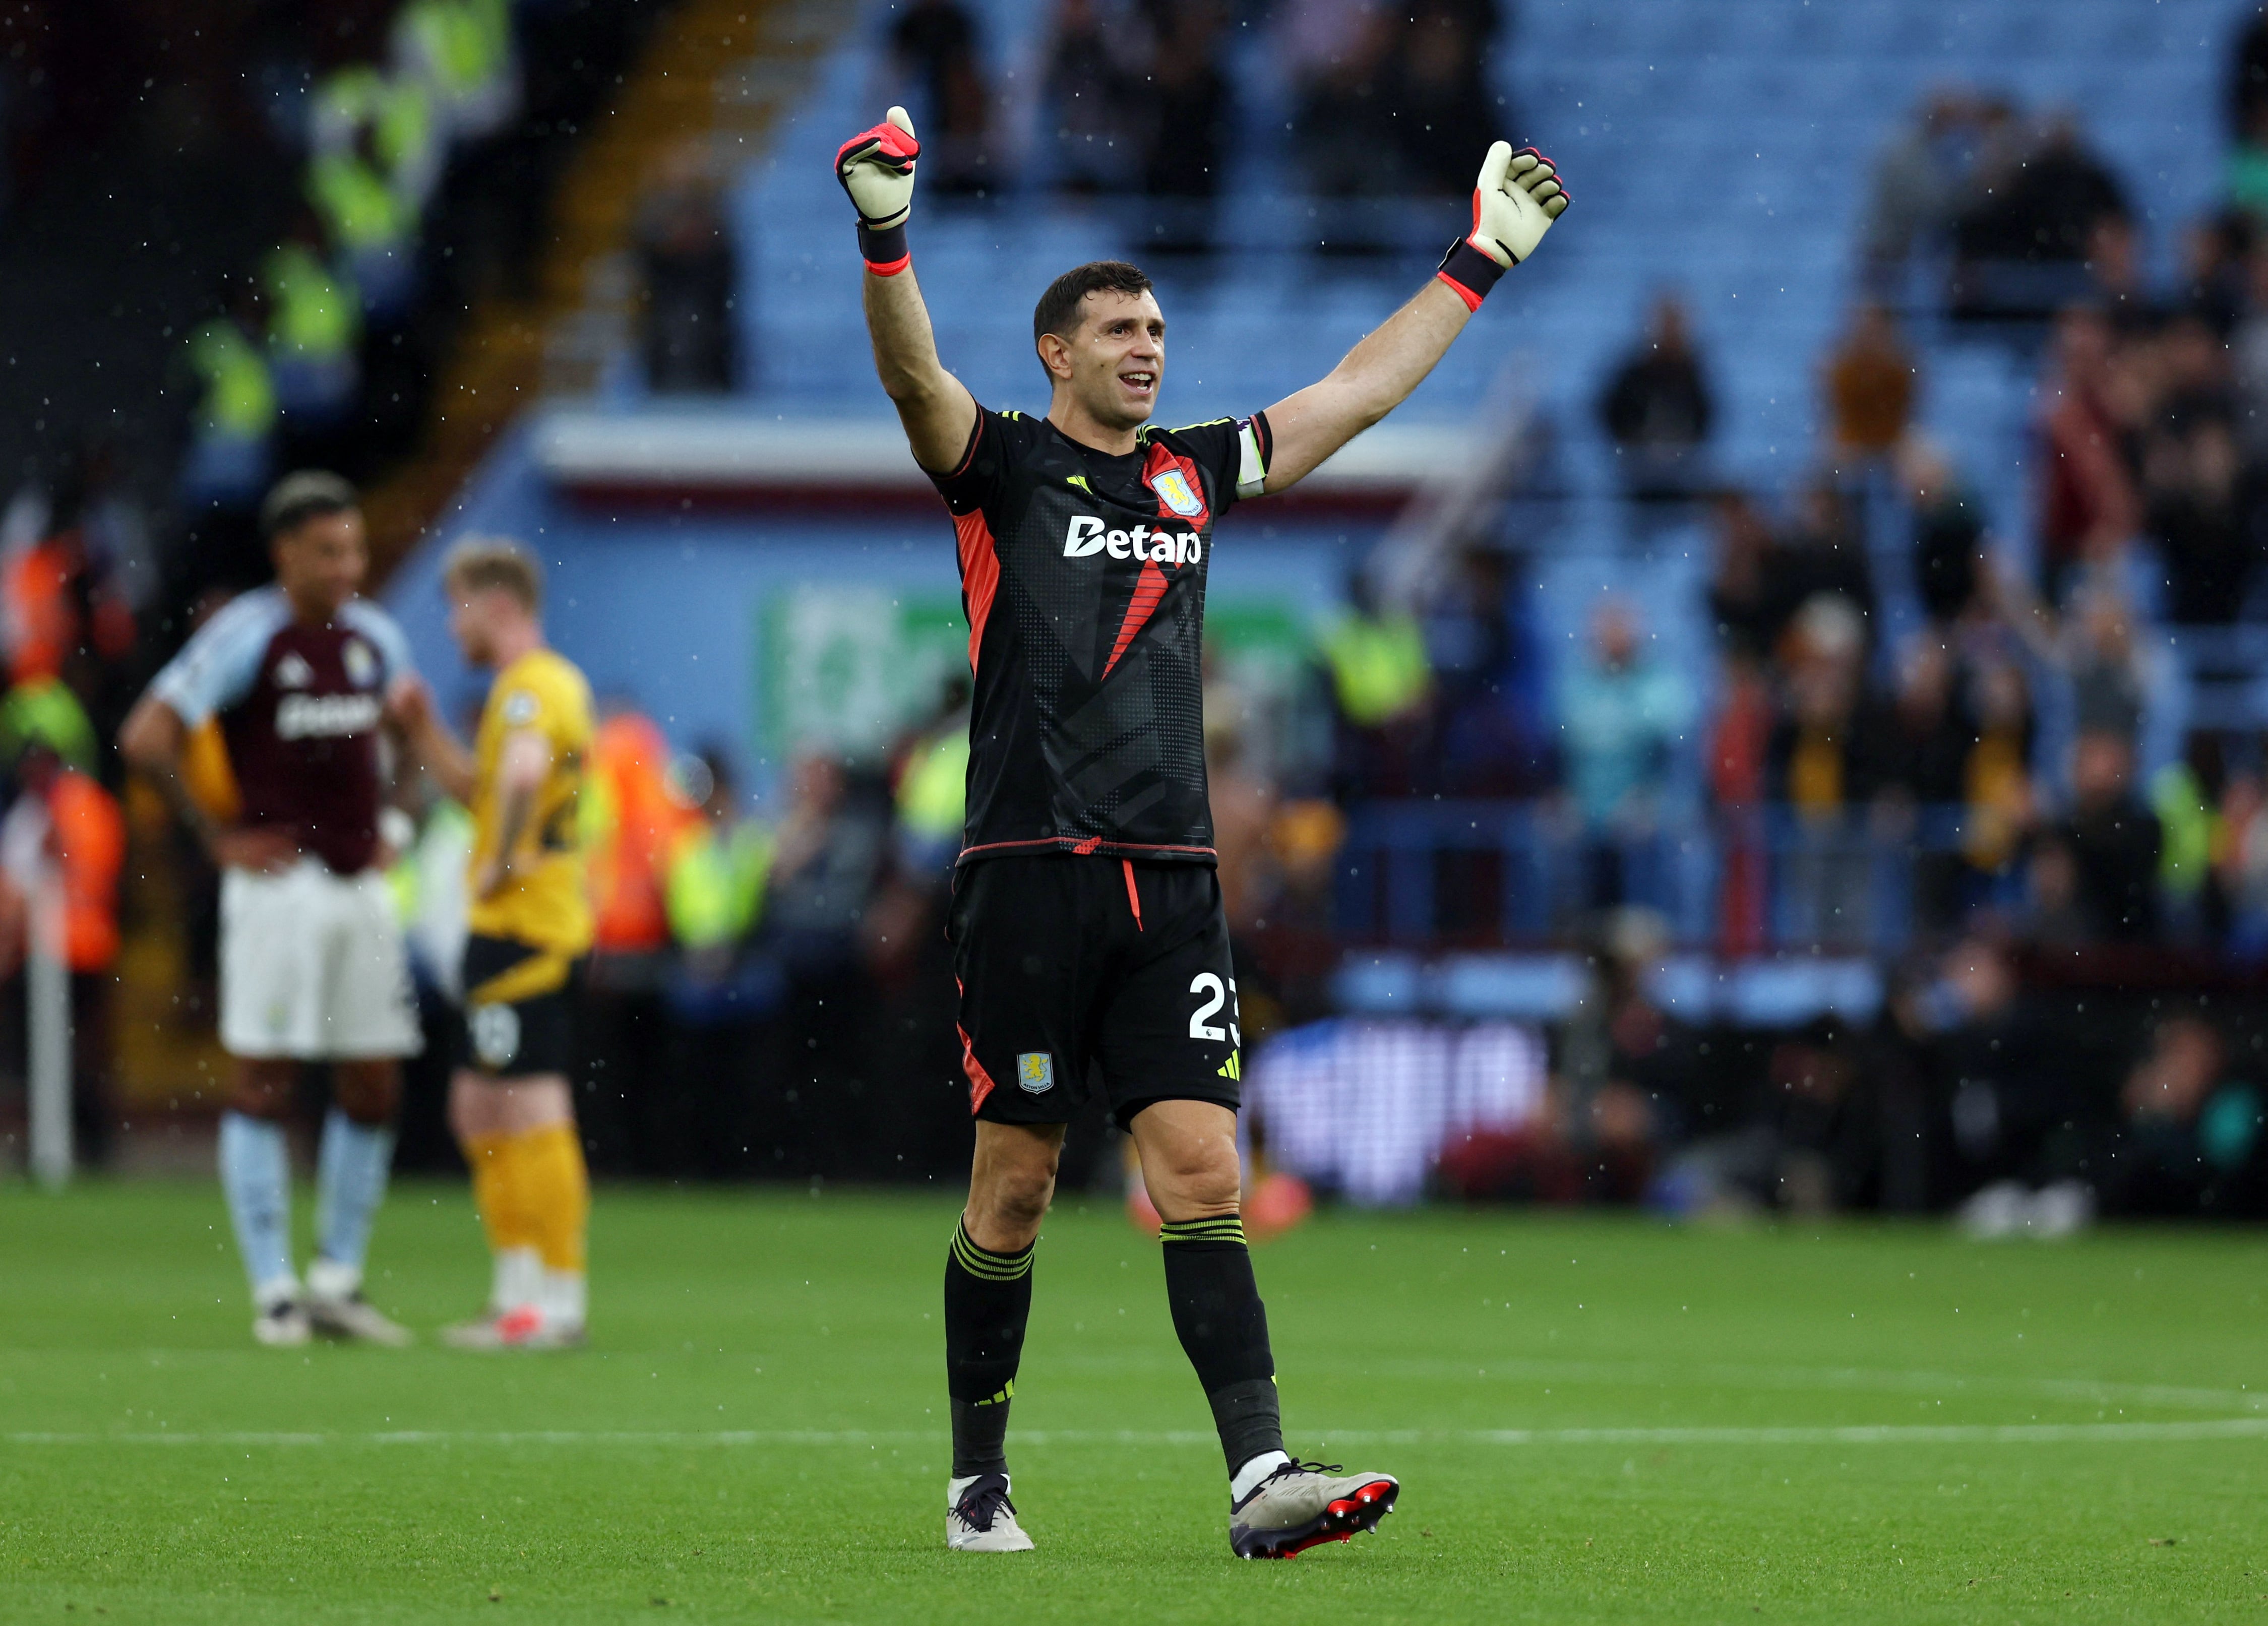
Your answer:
[1323,569,1433,798]
[577,703,693,1171]
[178,277,278,517]
[2,477,139,740]
[0,729,125,1167]
[658,748,777,1181]
[262,213,362,436]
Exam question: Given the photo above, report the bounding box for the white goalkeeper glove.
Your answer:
[1437,143,1569,309]
[835,105,920,275]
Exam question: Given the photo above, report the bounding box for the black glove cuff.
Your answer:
[857,220,909,275]
[1435,238,1507,309]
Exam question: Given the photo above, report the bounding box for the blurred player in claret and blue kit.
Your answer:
[390,539,597,1350]
[836,100,1568,1557]
[119,472,425,1348]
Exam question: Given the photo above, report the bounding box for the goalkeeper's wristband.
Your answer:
[857,220,909,276]
[1435,238,1506,311]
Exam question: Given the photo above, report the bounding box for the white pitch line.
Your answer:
[9,1419,2268,1449]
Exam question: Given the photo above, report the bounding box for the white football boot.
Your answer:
[251,1296,312,1348]
[946,1473,1034,1552]
[1229,1460,1399,1558]
[304,1258,414,1346]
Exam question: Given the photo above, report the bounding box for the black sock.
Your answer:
[944,1218,1034,1478]
[1159,1215,1284,1477]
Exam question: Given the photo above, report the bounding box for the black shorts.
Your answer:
[456,933,583,1079]
[949,855,1242,1129]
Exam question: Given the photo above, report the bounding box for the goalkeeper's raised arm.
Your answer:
[1258,142,1569,493]
[840,105,978,474]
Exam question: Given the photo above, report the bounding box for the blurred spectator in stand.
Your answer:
[1280,0,1396,197]
[1427,544,1551,796]
[657,748,776,1179]
[1555,599,1689,910]
[2234,4,2268,140]
[1043,0,1143,193]
[1383,0,1503,197]
[890,0,993,195]
[636,145,739,394]
[2140,317,2250,623]
[2230,6,2268,223]
[1862,637,1975,932]
[1706,490,1781,660]
[1323,570,1433,798]
[1821,302,1917,462]
[1859,88,1980,293]
[2037,726,2162,943]
[1707,651,1774,955]
[2037,304,2139,602]
[1901,439,1987,624]
[1956,649,2036,902]
[762,753,887,1177]
[2102,1014,2267,1215]
[2149,736,2221,941]
[1953,113,2128,318]
[0,735,124,1167]
[1600,295,1713,503]
[2180,212,2254,338]
[1770,593,1873,947]
[2082,213,2156,323]
[2066,585,2146,746]
[1772,476,1878,643]
[1137,0,1232,252]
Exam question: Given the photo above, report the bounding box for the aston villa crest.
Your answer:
[1150,467,1203,519]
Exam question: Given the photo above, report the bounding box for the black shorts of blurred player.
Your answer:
[454,933,583,1080]
[949,855,1242,1133]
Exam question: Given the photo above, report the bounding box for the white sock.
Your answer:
[1231,1450,1291,1501]
[540,1268,586,1328]
[305,1256,361,1302]
[493,1246,542,1314]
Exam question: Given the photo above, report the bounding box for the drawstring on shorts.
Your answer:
[1122,858,1144,931]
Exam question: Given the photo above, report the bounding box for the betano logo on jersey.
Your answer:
[275,692,383,741]
[1062,515,1203,565]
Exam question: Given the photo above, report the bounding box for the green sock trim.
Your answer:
[951,1221,1035,1282]
[1159,1215,1247,1246]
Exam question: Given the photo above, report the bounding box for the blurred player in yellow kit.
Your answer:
[395,537,596,1348]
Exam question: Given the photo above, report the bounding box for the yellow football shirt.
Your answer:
[468,647,594,957]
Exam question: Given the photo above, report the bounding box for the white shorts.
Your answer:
[219,859,422,1060]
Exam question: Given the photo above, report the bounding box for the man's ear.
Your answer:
[1036,331,1072,383]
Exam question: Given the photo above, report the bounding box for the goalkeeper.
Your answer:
[837,105,1567,1558]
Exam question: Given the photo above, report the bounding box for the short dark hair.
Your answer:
[260,470,358,541]
[1032,260,1153,372]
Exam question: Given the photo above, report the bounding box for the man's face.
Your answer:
[448,586,509,669]
[1048,288,1164,431]
[273,509,366,619]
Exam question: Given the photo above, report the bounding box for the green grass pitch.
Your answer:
[4,1181,2266,1622]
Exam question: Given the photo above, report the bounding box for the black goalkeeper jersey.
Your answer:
[930,405,1272,868]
